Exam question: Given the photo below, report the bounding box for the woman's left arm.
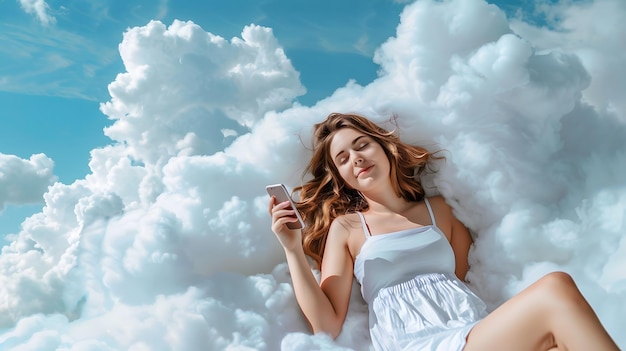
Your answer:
[449,212,472,281]
[429,196,472,281]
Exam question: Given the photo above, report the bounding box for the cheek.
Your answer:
[336,166,353,184]
[338,167,351,180]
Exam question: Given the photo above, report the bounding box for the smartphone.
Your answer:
[266,183,305,230]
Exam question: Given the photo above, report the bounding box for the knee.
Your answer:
[536,271,583,304]
[540,271,576,288]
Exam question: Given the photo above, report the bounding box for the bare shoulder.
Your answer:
[426,195,453,216]
[327,213,364,258]
[327,213,360,242]
[331,213,362,232]
[426,195,454,236]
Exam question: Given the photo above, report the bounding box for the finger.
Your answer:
[272,208,296,222]
[268,196,276,214]
[273,216,299,231]
[271,201,293,214]
[268,197,292,216]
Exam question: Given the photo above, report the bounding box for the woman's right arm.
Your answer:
[269,198,354,338]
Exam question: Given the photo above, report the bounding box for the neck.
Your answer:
[362,185,413,215]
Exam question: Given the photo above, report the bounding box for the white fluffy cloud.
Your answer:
[510,0,626,120]
[0,153,56,211]
[1,0,624,349]
[101,20,305,166]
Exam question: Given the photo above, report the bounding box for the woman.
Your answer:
[269,113,619,351]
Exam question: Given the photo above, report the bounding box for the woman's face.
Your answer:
[328,127,390,192]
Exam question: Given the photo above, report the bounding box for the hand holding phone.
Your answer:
[266,184,305,230]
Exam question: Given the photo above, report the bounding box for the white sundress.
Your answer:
[353,198,487,351]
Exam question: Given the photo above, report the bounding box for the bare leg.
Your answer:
[463,272,619,351]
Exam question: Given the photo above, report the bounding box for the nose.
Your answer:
[353,152,363,165]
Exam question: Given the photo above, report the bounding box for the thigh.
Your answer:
[463,278,556,351]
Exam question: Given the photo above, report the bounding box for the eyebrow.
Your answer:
[334,135,367,160]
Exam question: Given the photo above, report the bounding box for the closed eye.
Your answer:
[334,135,371,165]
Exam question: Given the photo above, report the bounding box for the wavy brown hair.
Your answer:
[293,113,440,267]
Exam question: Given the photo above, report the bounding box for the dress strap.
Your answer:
[355,212,372,237]
[424,197,437,227]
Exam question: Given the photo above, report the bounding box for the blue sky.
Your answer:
[0,0,404,236]
[0,0,542,236]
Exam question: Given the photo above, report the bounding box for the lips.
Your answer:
[357,165,374,178]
